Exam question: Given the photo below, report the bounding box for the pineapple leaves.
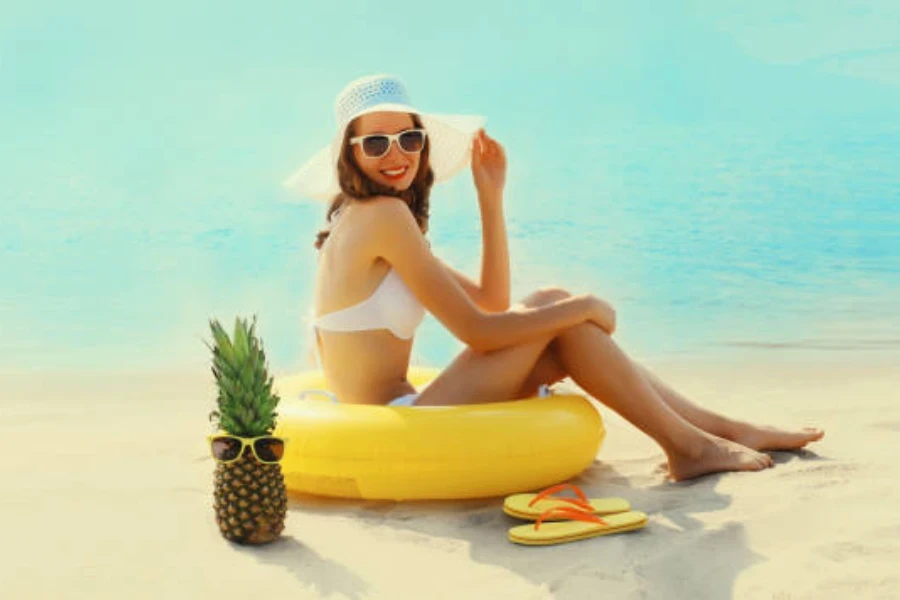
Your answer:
[207,315,282,437]
[233,317,250,360]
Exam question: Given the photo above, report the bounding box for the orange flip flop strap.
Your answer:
[528,483,593,511]
[534,507,609,531]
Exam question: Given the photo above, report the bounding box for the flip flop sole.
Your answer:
[503,495,631,521]
[508,511,648,546]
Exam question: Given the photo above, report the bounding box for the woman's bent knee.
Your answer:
[520,286,572,308]
[553,320,612,349]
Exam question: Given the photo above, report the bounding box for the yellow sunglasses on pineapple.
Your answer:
[207,434,285,464]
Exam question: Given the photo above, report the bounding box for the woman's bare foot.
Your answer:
[726,422,824,452]
[667,434,774,481]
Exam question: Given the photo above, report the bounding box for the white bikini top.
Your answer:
[311,267,425,340]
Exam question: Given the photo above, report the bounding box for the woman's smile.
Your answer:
[352,112,420,190]
[380,165,409,180]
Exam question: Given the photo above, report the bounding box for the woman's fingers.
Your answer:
[484,133,503,158]
[487,139,502,160]
[473,129,505,162]
[476,132,490,158]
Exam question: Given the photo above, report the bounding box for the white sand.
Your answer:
[2,355,898,599]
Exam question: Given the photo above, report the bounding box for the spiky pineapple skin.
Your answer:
[214,451,287,545]
[208,316,287,545]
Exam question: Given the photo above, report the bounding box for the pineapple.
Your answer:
[207,316,287,545]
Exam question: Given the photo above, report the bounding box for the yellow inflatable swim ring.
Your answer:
[273,366,605,501]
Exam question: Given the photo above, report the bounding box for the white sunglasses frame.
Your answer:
[348,128,428,158]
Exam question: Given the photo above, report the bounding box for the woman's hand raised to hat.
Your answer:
[471,129,506,205]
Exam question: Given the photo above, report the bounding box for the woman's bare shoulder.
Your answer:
[350,198,420,245]
[355,196,412,217]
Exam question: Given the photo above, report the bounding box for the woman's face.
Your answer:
[349,112,421,192]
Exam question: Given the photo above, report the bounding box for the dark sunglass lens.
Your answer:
[211,437,241,461]
[399,130,424,152]
[362,136,390,157]
[254,438,285,462]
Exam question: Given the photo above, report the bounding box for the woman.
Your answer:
[285,74,823,481]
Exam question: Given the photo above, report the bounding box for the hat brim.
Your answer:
[283,109,486,202]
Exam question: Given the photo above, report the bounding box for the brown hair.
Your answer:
[314,113,435,250]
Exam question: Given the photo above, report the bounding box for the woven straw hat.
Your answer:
[283,74,486,201]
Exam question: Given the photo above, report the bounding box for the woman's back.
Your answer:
[312,202,423,404]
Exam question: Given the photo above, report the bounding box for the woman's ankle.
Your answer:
[717,417,747,442]
[660,424,712,459]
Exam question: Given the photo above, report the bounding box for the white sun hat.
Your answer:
[283,74,486,201]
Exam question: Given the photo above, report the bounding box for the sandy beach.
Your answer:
[3,354,898,599]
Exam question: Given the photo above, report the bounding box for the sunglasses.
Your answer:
[349,128,427,159]
[207,434,285,464]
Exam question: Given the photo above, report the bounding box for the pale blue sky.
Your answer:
[3,1,898,215]
[1,2,898,370]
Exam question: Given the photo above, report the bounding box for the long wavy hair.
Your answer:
[314,113,435,250]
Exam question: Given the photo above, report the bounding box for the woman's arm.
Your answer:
[471,130,510,311]
[475,198,511,311]
[441,262,494,312]
[364,198,612,353]
[441,257,507,313]
[432,129,512,312]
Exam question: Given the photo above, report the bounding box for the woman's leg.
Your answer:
[545,316,777,480]
[519,290,823,451]
[417,288,774,480]
[633,363,824,451]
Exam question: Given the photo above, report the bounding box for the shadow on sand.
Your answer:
[270,448,825,599]
[236,535,370,600]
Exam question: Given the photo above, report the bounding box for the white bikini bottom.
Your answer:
[387,393,420,407]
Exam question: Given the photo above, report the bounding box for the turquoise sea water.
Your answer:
[2,3,899,373]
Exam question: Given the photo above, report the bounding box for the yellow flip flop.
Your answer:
[508,507,649,546]
[503,483,631,521]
